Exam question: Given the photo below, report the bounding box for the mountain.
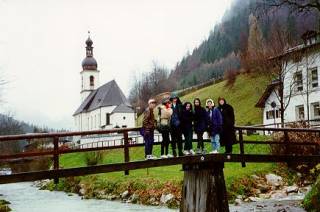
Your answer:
[170,0,320,89]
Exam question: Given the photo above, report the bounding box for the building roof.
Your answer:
[112,104,134,113]
[73,80,133,115]
[255,80,280,108]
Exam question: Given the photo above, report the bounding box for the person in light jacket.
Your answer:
[157,98,173,158]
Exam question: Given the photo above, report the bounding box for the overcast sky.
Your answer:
[0,0,232,130]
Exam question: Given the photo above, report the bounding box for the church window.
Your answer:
[90,76,94,87]
[106,113,110,125]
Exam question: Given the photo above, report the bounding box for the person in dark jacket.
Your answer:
[170,93,183,157]
[181,102,195,155]
[218,97,236,154]
[206,99,223,153]
[193,98,207,154]
[142,99,157,160]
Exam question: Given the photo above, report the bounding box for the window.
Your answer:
[123,116,126,120]
[266,110,274,120]
[266,110,280,120]
[106,113,110,125]
[311,102,320,119]
[310,68,318,88]
[295,105,305,120]
[90,75,94,87]
[294,71,303,92]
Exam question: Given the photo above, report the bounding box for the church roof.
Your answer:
[73,80,133,115]
[255,79,280,108]
[112,104,134,113]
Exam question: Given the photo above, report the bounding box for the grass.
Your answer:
[60,134,274,187]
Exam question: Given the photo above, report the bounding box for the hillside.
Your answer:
[137,72,269,126]
[180,72,270,125]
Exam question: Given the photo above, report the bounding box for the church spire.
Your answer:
[85,31,93,57]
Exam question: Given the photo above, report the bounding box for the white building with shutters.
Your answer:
[256,31,320,127]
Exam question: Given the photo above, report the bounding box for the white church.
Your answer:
[256,31,320,127]
[73,35,135,131]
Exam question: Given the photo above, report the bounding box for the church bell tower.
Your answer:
[80,31,100,102]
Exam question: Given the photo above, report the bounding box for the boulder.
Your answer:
[258,193,271,199]
[234,198,242,205]
[265,174,283,187]
[270,190,287,199]
[121,190,129,199]
[128,193,139,204]
[248,196,261,202]
[285,185,299,194]
[160,193,175,204]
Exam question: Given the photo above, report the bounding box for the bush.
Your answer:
[303,174,320,211]
[85,152,103,166]
[271,122,320,172]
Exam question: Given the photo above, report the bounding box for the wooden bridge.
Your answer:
[0,126,320,212]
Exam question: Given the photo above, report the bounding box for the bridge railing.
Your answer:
[0,126,319,183]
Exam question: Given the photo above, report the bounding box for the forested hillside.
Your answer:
[129,0,320,113]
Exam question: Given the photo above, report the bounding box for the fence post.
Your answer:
[238,129,246,167]
[123,131,130,175]
[53,136,59,184]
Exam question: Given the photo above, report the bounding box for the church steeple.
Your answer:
[80,31,100,102]
[82,31,98,70]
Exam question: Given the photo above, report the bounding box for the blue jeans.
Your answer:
[144,130,154,156]
[211,134,220,151]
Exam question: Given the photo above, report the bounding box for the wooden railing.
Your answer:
[0,126,319,184]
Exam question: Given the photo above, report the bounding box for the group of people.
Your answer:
[141,94,236,160]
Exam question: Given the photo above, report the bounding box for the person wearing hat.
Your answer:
[157,98,173,158]
[206,99,223,154]
[142,98,157,160]
[193,98,207,154]
[169,93,183,157]
[218,97,235,154]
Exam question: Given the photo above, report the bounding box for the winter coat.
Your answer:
[170,98,183,128]
[158,105,173,126]
[193,106,207,134]
[181,108,193,133]
[218,102,235,129]
[142,107,156,132]
[208,107,223,135]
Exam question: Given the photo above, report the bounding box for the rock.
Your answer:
[234,198,242,205]
[256,204,264,209]
[299,186,311,193]
[259,193,271,199]
[251,188,261,195]
[121,190,129,199]
[270,190,287,199]
[236,195,243,200]
[128,193,139,204]
[251,175,260,180]
[256,183,269,193]
[248,196,261,202]
[149,197,157,205]
[160,193,175,204]
[265,174,283,187]
[285,185,299,194]
[79,188,86,196]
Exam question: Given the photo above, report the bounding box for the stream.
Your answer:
[0,183,306,212]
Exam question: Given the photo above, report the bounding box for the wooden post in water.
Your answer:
[123,131,130,175]
[53,136,59,184]
[180,162,229,212]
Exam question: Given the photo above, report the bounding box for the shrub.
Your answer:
[303,174,320,211]
[271,122,320,172]
[85,151,103,166]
